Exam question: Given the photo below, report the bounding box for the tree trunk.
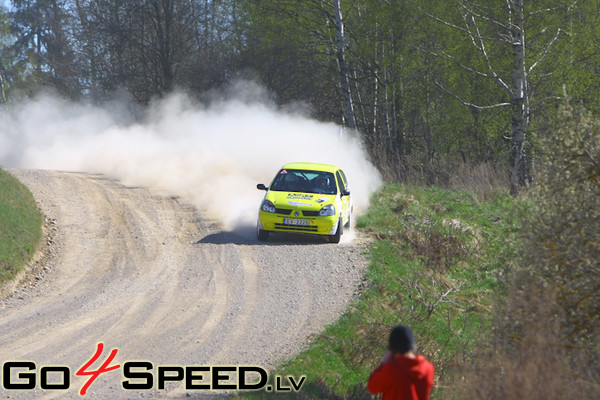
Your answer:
[509,0,529,196]
[333,0,357,129]
[0,67,6,103]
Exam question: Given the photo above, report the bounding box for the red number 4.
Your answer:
[76,343,121,396]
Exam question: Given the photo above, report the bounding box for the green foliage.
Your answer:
[8,0,79,98]
[560,1,600,115]
[526,99,600,339]
[240,0,339,120]
[241,0,597,186]
[0,168,43,285]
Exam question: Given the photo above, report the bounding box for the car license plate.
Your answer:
[283,219,310,226]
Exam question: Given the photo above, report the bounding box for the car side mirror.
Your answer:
[342,190,350,196]
[257,183,268,191]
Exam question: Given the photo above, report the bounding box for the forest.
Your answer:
[1,0,599,193]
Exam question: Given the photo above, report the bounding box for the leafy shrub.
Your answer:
[527,99,600,340]
[452,98,600,399]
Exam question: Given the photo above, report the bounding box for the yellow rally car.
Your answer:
[256,162,352,243]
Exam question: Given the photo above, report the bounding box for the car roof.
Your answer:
[281,162,341,173]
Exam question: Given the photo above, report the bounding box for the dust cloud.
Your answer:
[0,81,382,236]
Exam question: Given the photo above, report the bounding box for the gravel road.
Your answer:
[0,170,366,399]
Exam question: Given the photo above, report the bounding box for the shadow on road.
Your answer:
[195,230,330,246]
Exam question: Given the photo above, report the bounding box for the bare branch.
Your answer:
[583,147,600,167]
[456,0,511,31]
[416,0,511,93]
[528,28,567,74]
[526,0,579,17]
[414,3,502,42]
[470,14,511,93]
[413,44,494,79]
[430,287,460,312]
[434,80,511,110]
[461,13,483,52]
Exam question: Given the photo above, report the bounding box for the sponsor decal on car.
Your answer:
[287,201,312,207]
[287,193,313,200]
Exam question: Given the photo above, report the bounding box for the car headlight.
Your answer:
[319,204,336,216]
[261,199,276,213]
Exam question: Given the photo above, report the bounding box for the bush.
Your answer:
[451,98,600,399]
[528,99,600,340]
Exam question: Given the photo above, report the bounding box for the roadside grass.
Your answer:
[0,168,43,286]
[238,183,526,399]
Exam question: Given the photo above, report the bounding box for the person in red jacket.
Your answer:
[367,324,435,400]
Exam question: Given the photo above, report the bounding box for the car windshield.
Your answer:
[270,169,337,195]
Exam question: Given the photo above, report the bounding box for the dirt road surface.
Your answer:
[0,170,366,399]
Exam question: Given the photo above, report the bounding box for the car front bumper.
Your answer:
[258,211,339,235]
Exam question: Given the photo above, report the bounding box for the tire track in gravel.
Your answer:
[0,170,366,399]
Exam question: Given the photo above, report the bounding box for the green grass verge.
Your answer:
[238,183,526,399]
[0,168,43,285]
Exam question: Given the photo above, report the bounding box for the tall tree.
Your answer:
[72,0,204,103]
[421,0,575,194]
[10,0,79,98]
[560,0,600,115]
[0,5,12,103]
[332,0,356,129]
[240,0,343,120]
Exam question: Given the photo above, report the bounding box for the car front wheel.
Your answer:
[329,218,343,243]
[257,225,269,241]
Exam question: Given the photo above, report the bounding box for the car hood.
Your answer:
[266,191,336,209]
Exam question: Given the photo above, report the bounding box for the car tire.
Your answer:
[257,228,269,242]
[329,218,343,243]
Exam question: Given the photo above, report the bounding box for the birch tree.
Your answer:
[332,0,357,129]
[240,0,359,130]
[422,0,574,195]
[351,0,421,178]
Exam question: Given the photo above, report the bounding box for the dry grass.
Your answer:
[448,162,509,201]
[450,269,600,399]
[381,157,510,202]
